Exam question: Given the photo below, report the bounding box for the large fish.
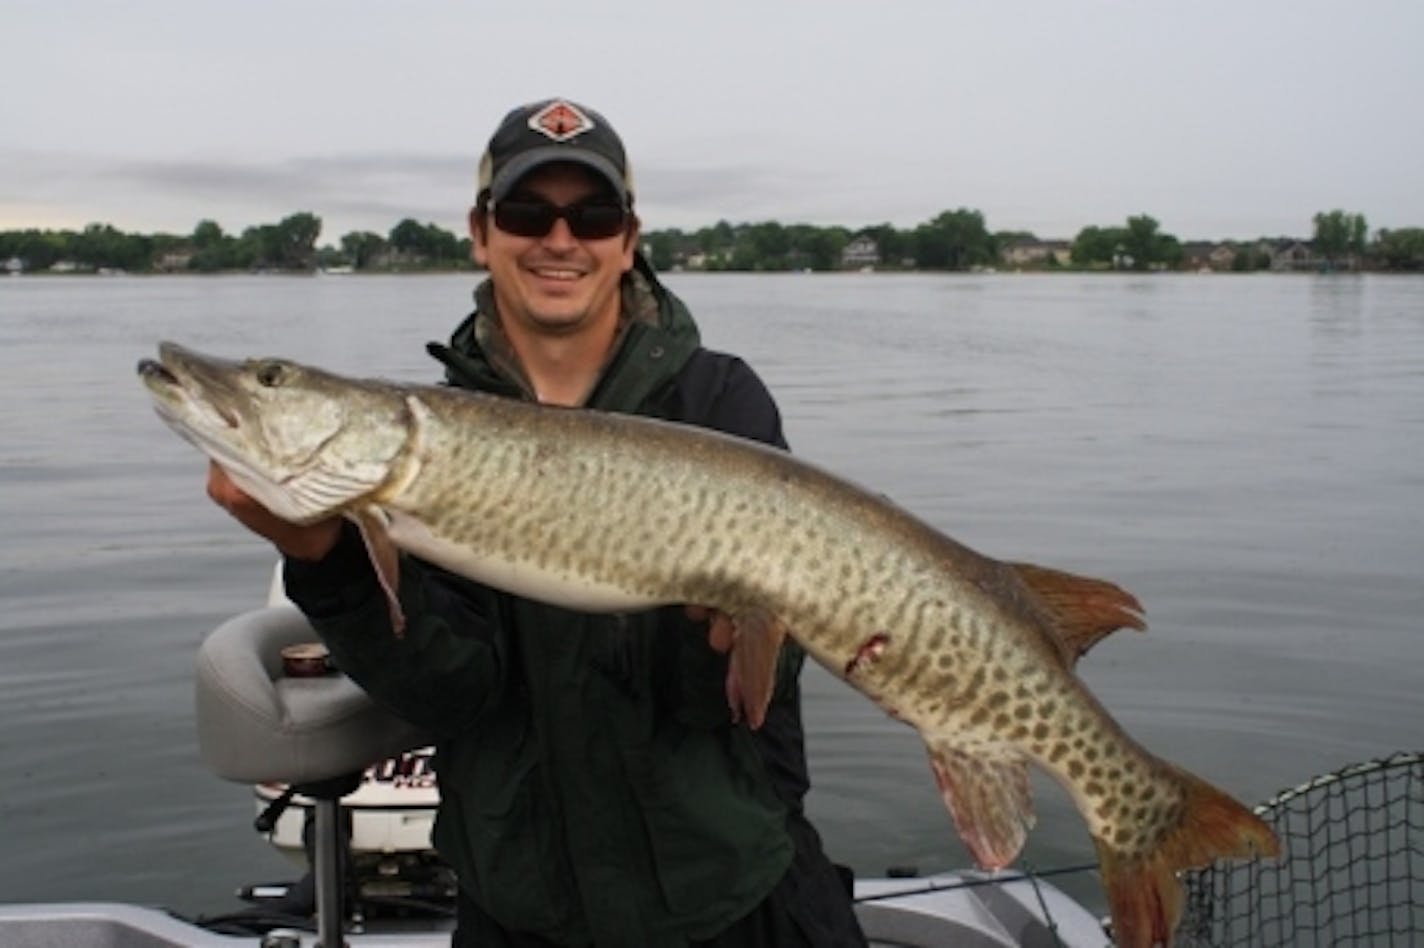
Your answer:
[138,341,1277,947]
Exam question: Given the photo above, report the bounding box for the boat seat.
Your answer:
[194,605,431,786]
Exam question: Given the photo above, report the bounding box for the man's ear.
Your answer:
[469,207,489,266]
[622,214,641,272]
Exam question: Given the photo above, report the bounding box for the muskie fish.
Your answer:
[139,342,1278,947]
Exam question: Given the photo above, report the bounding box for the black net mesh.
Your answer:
[1179,752,1424,946]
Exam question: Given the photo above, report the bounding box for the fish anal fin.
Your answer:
[1010,562,1147,665]
[926,743,1035,870]
[725,609,788,730]
[1095,765,1280,948]
[352,506,406,637]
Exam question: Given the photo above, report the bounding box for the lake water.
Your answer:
[1,271,1421,920]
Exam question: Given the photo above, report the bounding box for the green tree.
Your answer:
[697,220,736,257]
[1375,228,1424,270]
[388,219,466,267]
[1073,217,1180,270]
[2,229,67,270]
[1312,209,1367,267]
[1122,215,1161,271]
[72,223,150,271]
[912,209,994,269]
[341,231,388,270]
[798,227,848,271]
[272,212,322,269]
[193,219,225,250]
[236,225,276,269]
[645,230,680,271]
[746,221,791,269]
[1071,225,1125,267]
[189,219,233,271]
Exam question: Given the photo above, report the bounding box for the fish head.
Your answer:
[139,341,413,523]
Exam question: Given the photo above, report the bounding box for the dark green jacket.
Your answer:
[284,257,806,946]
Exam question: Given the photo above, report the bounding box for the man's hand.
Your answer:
[206,462,342,562]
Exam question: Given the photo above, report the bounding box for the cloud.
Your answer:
[0,148,476,239]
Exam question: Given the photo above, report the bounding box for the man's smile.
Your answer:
[527,265,585,282]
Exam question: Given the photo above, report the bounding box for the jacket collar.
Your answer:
[427,252,701,411]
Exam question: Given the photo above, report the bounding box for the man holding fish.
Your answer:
[161,97,1280,948]
[205,98,869,947]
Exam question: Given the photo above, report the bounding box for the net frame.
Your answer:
[1179,751,1423,946]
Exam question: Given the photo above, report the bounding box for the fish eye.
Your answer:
[255,361,287,388]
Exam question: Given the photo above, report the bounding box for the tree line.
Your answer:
[4,208,1422,274]
[0,213,474,274]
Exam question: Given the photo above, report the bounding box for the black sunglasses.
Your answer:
[492,197,628,240]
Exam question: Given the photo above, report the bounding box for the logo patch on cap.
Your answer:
[528,100,595,142]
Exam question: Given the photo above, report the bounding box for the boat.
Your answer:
[0,600,1116,947]
[1,596,1418,946]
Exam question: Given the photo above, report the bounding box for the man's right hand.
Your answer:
[206,462,343,562]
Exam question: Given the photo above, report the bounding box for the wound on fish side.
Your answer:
[844,632,890,676]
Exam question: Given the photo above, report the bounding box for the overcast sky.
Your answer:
[4,0,1421,244]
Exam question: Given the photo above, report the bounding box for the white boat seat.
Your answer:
[194,606,431,786]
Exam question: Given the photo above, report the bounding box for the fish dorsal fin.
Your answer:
[724,608,789,730]
[927,742,1035,871]
[1009,562,1147,666]
[352,505,406,636]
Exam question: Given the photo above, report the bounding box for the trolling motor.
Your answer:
[194,606,431,947]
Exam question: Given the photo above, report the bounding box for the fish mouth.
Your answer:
[137,357,177,386]
[138,346,241,429]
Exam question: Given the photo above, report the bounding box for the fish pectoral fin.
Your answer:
[1010,561,1147,665]
[926,743,1035,871]
[724,608,789,731]
[351,506,406,637]
[282,463,390,523]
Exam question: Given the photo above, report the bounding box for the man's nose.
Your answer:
[541,216,578,249]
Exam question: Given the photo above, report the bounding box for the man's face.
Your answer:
[472,163,637,338]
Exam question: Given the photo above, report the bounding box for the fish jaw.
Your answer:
[138,342,416,523]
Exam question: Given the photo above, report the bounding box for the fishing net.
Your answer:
[1179,751,1424,947]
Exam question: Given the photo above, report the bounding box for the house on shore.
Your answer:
[154,250,194,272]
[839,234,881,270]
[1000,238,1071,268]
[1181,242,1240,271]
[1267,240,1320,271]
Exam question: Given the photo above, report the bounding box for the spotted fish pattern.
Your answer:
[140,342,1279,947]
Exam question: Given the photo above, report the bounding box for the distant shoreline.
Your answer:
[5,266,1405,278]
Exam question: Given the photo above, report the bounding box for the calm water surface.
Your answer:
[1,272,1421,917]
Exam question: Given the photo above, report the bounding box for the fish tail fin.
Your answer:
[1009,561,1147,663]
[1096,768,1280,948]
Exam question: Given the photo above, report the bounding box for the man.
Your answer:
[208,98,867,947]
